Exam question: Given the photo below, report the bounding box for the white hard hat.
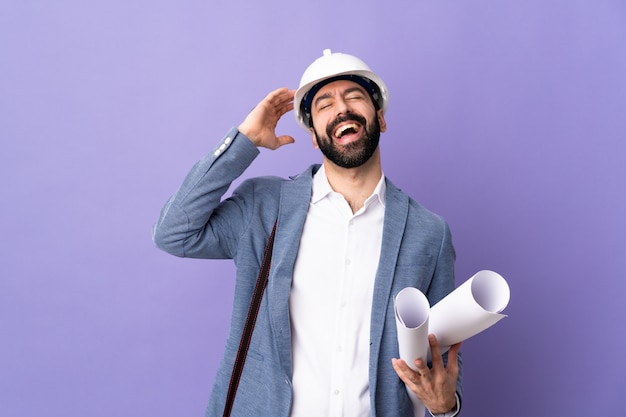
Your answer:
[294,49,389,132]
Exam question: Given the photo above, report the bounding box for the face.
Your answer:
[309,79,386,169]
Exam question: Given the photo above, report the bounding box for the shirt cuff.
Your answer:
[429,393,460,417]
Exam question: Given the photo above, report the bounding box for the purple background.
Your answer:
[1,1,625,416]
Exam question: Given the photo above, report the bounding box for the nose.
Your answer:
[334,96,351,116]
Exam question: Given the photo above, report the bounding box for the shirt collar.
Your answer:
[311,165,387,208]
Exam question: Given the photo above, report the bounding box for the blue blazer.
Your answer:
[153,128,463,417]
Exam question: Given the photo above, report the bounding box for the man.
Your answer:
[153,49,462,416]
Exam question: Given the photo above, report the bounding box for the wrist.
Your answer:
[429,393,460,417]
[237,123,256,145]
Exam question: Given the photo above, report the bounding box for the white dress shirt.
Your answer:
[289,165,459,417]
[290,165,385,417]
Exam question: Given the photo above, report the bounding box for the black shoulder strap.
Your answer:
[223,220,277,417]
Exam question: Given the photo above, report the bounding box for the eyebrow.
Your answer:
[313,86,368,109]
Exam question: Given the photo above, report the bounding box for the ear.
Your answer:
[377,109,387,133]
[310,127,319,149]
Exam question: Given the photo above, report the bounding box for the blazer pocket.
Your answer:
[394,254,436,290]
[395,254,433,267]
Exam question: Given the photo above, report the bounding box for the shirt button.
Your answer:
[334,389,340,396]
[213,149,221,156]
[219,143,226,151]
[345,259,351,265]
[225,136,232,144]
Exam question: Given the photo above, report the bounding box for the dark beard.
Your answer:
[314,113,381,169]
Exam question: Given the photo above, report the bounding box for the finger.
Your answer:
[276,135,295,147]
[260,89,288,114]
[276,101,295,117]
[445,341,462,374]
[268,93,295,119]
[267,88,295,107]
[266,87,290,100]
[391,358,420,386]
[391,357,409,374]
[413,358,431,381]
[428,334,445,370]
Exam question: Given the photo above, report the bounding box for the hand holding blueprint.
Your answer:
[394,270,510,416]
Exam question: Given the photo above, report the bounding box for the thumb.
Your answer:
[274,135,295,149]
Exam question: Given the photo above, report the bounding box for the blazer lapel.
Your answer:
[369,179,409,372]
[266,165,318,378]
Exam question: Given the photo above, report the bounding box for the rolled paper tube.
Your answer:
[394,271,510,415]
[394,287,430,417]
[429,270,510,354]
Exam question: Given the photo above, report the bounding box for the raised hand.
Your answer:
[238,87,296,150]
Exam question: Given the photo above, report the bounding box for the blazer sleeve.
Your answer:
[152,128,260,259]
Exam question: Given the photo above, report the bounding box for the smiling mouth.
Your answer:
[334,123,360,139]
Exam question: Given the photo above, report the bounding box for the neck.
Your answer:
[323,150,382,213]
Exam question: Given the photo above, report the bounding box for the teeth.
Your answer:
[335,123,359,138]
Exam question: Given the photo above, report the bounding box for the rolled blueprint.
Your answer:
[428,270,510,353]
[394,287,430,417]
[394,270,510,416]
